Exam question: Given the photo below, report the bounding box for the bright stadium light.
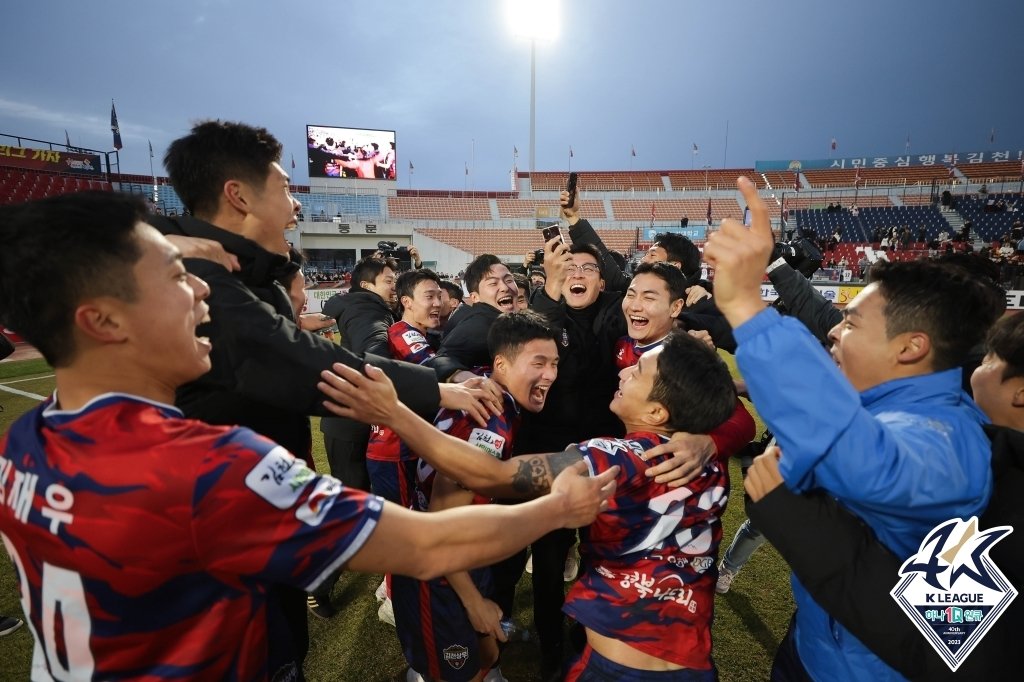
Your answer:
[506,0,560,175]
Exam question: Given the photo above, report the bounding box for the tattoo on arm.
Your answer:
[510,448,585,496]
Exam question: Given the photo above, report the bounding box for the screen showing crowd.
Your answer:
[307,125,396,181]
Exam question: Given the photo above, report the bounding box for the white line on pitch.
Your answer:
[1,374,55,385]
[0,384,46,400]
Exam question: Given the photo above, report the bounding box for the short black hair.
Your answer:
[440,280,464,301]
[487,310,559,361]
[631,262,688,303]
[0,192,145,366]
[396,268,441,303]
[653,232,702,280]
[164,120,284,217]
[464,254,503,294]
[649,332,736,433]
[868,260,1005,372]
[985,314,1024,382]
[569,242,603,266]
[512,273,529,294]
[352,256,397,289]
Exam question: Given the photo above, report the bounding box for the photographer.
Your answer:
[376,240,422,272]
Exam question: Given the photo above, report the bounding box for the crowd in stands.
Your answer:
[1,122,1023,682]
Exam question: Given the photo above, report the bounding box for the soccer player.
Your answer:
[319,330,739,679]
[395,310,560,682]
[615,262,687,370]
[0,192,617,681]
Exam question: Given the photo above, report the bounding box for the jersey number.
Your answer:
[2,532,96,681]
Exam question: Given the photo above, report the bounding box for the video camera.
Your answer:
[771,237,822,279]
[532,248,545,265]
[377,240,411,261]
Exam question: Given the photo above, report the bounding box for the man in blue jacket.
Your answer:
[703,177,1004,681]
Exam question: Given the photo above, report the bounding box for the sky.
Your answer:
[2,0,1022,191]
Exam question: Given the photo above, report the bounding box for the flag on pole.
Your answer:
[830,138,837,151]
[854,167,860,186]
[465,163,469,176]
[650,202,656,220]
[905,135,911,153]
[110,100,123,150]
[989,128,996,144]
[794,171,800,192]
[148,140,154,159]
[569,146,574,158]
[692,143,699,154]
[631,146,636,157]
[409,160,414,172]
[513,146,518,157]
[706,197,712,225]
[291,154,295,169]
[65,130,72,148]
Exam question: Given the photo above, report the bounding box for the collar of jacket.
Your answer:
[859,367,984,418]
[169,215,298,287]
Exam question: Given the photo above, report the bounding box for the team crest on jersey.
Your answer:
[245,447,315,509]
[890,517,1016,672]
[443,644,469,670]
[295,476,341,526]
[561,329,569,347]
[468,428,505,459]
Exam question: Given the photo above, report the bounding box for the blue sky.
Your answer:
[2,0,1021,190]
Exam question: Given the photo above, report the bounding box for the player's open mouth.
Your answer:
[497,295,514,308]
[530,385,550,404]
[628,315,649,329]
[569,284,587,295]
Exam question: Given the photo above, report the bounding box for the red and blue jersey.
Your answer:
[0,393,382,681]
[388,320,437,366]
[414,390,520,510]
[614,335,667,371]
[563,432,729,670]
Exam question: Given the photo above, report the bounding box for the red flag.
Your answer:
[650,202,656,220]
[110,100,123,150]
[830,138,837,151]
[706,197,712,225]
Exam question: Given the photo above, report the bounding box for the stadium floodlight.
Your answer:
[506,0,560,175]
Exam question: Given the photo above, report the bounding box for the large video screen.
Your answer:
[307,125,396,181]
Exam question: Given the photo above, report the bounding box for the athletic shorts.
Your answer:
[566,643,717,682]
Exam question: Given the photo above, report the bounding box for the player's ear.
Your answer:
[643,401,670,430]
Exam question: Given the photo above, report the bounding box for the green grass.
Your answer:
[0,354,794,680]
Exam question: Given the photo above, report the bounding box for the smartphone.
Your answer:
[541,224,563,243]
[565,172,578,209]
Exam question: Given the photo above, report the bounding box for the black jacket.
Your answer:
[428,302,503,381]
[746,425,1024,681]
[0,334,13,361]
[151,215,439,459]
[319,288,394,438]
[569,218,736,352]
[523,286,625,452]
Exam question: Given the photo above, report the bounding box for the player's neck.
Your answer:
[620,418,669,438]
[54,365,177,412]
[400,315,426,334]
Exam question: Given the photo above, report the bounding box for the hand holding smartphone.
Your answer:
[565,172,578,209]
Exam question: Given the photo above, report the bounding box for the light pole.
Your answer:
[507,0,559,176]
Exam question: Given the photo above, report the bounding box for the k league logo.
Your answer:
[891,517,1016,671]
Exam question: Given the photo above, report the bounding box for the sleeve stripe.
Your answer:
[303,499,383,592]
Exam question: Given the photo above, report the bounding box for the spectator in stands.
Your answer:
[155,120,499,676]
[850,204,859,218]
[0,190,613,682]
[704,177,1003,682]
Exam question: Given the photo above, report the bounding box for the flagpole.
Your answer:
[148,140,157,205]
[471,138,475,192]
[723,120,729,168]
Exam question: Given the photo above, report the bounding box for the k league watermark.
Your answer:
[891,517,1016,671]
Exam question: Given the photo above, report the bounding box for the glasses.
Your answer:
[567,263,601,275]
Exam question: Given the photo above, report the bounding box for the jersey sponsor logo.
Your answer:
[443,644,469,670]
[245,447,316,510]
[468,428,504,459]
[891,516,1016,672]
[401,329,424,344]
[409,342,429,354]
[295,476,342,526]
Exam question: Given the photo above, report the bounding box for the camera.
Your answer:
[377,240,410,261]
[532,248,545,265]
[771,237,822,278]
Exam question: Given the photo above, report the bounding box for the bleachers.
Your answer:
[297,191,381,219]
[417,227,639,258]
[0,168,111,204]
[786,195,891,210]
[857,205,949,242]
[957,161,1024,183]
[529,171,663,192]
[953,193,1021,242]
[761,171,801,191]
[803,165,953,188]
[610,198,742,222]
[496,198,607,220]
[665,169,765,190]
[387,196,492,220]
